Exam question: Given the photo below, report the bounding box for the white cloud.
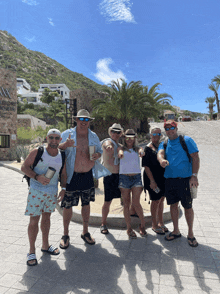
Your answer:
[22,0,39,5]
[48,18,55,26]
[99,0,136,23]
[94,58,127,84]
[25,36,36,42]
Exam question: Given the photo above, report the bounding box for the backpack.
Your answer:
[163,135,191,162]
[22,146,66,187]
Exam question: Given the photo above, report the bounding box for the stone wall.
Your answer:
[0,68,17,160]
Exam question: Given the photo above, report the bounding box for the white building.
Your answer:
[17,78,31,94]
[38,83,70,101]
[18,92,45,105]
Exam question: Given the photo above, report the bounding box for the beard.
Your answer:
[48,143,59,149]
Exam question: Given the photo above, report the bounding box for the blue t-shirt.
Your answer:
[158,136,199,178]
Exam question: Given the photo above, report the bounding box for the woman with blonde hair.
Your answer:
[142,127,168,234]
[118,129,146,238]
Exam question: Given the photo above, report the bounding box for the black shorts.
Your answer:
[165,177,192,209]
[61,169,95,208]
[103,174,121,202]
[148,186,165,201]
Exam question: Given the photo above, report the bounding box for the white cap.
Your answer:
[47,129,61,137]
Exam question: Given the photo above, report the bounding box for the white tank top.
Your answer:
[30,147,62,194]
[119,149,141,174]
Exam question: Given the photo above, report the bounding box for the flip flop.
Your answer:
[152,227,165,235]
[100,225,109,234]
[81,232,95,245]
[60,235,70,249]
[165,232,182,241]
[160,225,169,233]
[127,228,137,239]
[187,236,198,247]
[41,245,60,255]
[139,225,147,237]
[27,253,38,266]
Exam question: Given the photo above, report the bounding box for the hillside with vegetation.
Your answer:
[0,30,106,92]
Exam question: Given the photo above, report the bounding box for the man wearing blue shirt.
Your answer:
[59,109,111,248]
[157,120,200,247]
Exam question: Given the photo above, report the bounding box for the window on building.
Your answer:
[61,91,63,96]
[0,135,10,148]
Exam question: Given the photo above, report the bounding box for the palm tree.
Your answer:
[205,97,216,120]
[209,82,219,113]
[92,79,157,128]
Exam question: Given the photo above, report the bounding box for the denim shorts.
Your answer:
[119,174,143,189]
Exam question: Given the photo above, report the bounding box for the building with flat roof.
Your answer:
[17,78,31,95]
[38,83,70,100]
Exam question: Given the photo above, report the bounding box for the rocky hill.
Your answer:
[0,30,106,92]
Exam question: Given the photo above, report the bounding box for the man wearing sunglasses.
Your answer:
[157,120,200,247]
[100,123,123,234]
[21,129,67,266]
[59,109,111,247]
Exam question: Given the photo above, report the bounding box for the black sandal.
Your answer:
[59,235,70,249]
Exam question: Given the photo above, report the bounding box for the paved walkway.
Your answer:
[0,121,220,293]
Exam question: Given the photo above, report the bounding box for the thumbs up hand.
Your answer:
[65,133,76,148]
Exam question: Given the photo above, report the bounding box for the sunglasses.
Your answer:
[165,126,175,131]
[79,117,90,121]
[49,136,60,140]
[125,137,135,140]
[111,130,121,134]
[152,133,161,136]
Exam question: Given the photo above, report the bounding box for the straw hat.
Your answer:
[73,109,94,120]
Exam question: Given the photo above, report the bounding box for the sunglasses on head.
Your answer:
[79,117,90,121]
[49,136,60,140]
[152,133,161,136]
[165,126,175,131]
[111,130,121,134]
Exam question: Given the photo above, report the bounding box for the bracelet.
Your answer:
[61,187,66,191]
[34,174,39,181]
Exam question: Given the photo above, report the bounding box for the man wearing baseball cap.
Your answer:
[21,128,67,266]
[157,120,200,247]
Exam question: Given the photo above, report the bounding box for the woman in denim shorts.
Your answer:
[118,129,147,239]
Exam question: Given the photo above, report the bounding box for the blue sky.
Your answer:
[1,0,220,113]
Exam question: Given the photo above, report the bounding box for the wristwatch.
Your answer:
[192,173,197,177]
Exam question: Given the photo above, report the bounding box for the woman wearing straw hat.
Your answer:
[118,129,146,239]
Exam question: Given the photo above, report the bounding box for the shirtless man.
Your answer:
[59,109,110,247]
[100,123,123,234]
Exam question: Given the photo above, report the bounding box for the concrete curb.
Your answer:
[0,162,174,229]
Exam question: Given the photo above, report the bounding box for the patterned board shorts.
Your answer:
[61,169,95,208]
[25,187,57,216]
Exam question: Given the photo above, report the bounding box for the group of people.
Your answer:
[21,109,200,266]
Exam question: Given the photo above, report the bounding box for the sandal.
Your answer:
[160,225,169,233]
[139,225,147,237]
[27,253,38,266]
[127,228,137,239]
[41,245,60,255]
[152,227,165,235]
[81,232,95,245]
[187,236,198,247]
[60,235,70,249]
[100,225,109,234]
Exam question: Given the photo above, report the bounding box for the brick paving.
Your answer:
[0,121,220,293]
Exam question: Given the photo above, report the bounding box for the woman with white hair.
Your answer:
[118,129,146,239]
[142,127,168,235]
